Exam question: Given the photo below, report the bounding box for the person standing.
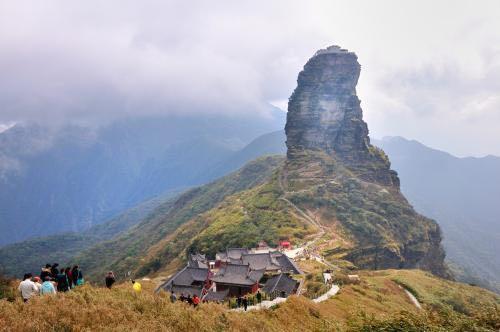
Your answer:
[236,296,242,308]
[33,276,42,292]
[72,266,83,286]
[50,263,59,277]
[242,295,248,311]
[132,280,142,293]
[170,292,177,303]
[105,272,116,289]
[40,264,52,282]
[65,267,73,289]
[192,294,200,308]
[56,270,70,292]
[256,290,262,304]
[18,273,38,302]
[40,277,57,296]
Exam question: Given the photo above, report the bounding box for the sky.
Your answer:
[0,1,499,157]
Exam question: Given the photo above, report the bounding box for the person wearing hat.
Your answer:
[33,276,42,292]
[40,276,57,295]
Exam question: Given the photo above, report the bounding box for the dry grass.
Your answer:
[0,281,337,332]
[1,270,498,331]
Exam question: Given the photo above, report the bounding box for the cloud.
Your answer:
[0,0,499,156]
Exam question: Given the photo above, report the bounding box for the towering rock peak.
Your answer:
[285,45,398,186]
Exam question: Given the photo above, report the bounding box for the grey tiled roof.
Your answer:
[159,266,209,290]
[211,264,264,286]
[216,248,249,262]
[188,253,208,268]
[241,253,281,271]
[262,273,298,296]
[274,253,303,274]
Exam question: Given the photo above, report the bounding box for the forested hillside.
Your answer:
[0,111,285,246]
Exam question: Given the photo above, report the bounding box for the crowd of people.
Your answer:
[18,264,83,302]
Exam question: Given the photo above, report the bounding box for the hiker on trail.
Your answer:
[132,280,142,293]
[18,273,38,302]
[236,296,242,308]
[192,294,200,307]
[51,263,59,276]
[56,270,70,292]
[105,271,116,289]
[72,265,83,286]
[40,277,57,296]
[65,267,73,289]
[256,290,262,304]
[242,296,248,311]
[40,264,52,282]
[179,293,186,302]
[187,294,193,305]
[170,292,177,303]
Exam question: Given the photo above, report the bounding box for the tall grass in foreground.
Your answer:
[0,284,337,331]
[0,280,498,331]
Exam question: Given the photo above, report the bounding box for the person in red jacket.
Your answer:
[192,294,200,307]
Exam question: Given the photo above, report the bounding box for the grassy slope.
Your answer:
[0,193,174,278]
[284,150,446,276]
[0,270,497,331]
[81,148,449,282]
[73,156,285,282]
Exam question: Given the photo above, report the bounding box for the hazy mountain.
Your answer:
[0,111,285,246]
[374,136,500,293]
[69,46,450,281]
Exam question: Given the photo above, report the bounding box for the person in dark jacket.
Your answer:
[56,271,69,292]
[256,290,262,304]
[51,263,59,276]
[105,271,116,289]
[71,265,83,286]
[40,264,52,282]
[242,296,248,311]
[65,267,73,288]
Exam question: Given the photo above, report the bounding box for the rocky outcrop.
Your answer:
[285,46,398,187]
[284,45,449,278]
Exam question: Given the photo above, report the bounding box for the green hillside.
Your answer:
[72,156,284,282]
[0,193,175,278]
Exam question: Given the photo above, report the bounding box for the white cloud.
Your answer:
[0,0,499,156]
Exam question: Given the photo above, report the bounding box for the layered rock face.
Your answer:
[286,46,398,187]
[284,46,449,277]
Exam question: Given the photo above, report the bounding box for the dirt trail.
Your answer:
[278,169,336,269]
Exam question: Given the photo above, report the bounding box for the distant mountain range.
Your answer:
[0,111,285,246]
[374,136,500,293]
[1,114,498,293]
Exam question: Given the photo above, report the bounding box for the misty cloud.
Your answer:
[0,0,499,156]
